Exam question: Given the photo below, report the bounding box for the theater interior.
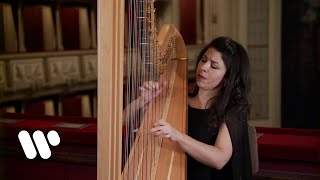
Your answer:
[0,0,319,179]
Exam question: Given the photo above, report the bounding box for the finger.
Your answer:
[156,86,163,95]
[149,81,157,89]
[153,82,164,93]
[160,81,167,88]
[139,87,145,92]
[154,131,164,136]
[150,126,162,133]
[139,87,150,95]
[154,82,160,90]
[164,133,171,138]
[143,81,153,90]
[157,119,167,126]
[160,81,168,90]
[146,81,153,89]
[154,119,166,126]
[149,81,160,89]
[154,120,161,126]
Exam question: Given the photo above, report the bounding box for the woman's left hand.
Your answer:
[150,119,182,142]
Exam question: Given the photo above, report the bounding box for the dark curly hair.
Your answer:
[189,37,251,134]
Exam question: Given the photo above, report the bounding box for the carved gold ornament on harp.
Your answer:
[149,0,176,75]
[153,35,175,74]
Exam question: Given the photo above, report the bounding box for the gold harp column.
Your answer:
[97,0,124,180]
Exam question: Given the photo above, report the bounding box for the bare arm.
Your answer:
[122,81,167,124]
[122,96,144,124]
[150,120,232,170]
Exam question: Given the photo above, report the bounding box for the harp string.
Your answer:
[123,0,175,179]
[124,0,140,178]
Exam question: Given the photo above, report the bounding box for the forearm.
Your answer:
[123,81,166,124]
[151,120,232,169]
[176,133,230,170]
[122,96,147,124]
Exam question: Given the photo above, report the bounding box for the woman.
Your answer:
[148,36,253,179]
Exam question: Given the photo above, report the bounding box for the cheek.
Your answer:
[209,73,224,84]
[196,64,202,73]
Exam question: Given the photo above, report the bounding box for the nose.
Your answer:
[200,61,210,72]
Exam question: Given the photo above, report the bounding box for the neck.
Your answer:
[194,88,220,109]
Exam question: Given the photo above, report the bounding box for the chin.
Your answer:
[196,81,205,89]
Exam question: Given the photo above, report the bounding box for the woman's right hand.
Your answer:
[150,119,182,142]
[138,81,167,108]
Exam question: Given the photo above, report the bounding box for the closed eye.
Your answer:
[211,62,219,69]
[201,57,207,62]
[201,55,220,69]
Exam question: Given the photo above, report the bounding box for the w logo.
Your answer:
[18,130,60,159]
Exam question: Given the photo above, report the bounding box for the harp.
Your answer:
[98,0,188,179]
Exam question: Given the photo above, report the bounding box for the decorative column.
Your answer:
[90,7,97,49]
[79,7,91,49]
[196,0,203,44]
[42,5,56,51]
[55,4,64,50]
[1,3,18,52]
[17,2,26,52]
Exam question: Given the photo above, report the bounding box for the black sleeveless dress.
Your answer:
[187,104,253,180]
[187,105,233,180]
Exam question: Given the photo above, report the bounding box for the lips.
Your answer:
[198,74,206,79]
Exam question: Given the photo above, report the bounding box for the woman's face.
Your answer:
[196,48,227,94]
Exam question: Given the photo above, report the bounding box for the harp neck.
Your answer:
[138,0,157,68]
